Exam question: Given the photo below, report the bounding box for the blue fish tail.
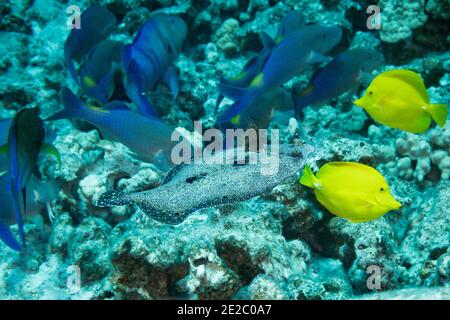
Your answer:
[214,94,224,116]
[293,96,308,119]
[217,93,257,124]
[0,222,21,251]
[219,83,250,101]
[45,88,83,121]
[126,59,158,118]
[65,51,80,85]
[122,44,133,69]
[9,188,26,248]
[94,71,115,104]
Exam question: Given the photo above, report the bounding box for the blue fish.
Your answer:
[272,10,305,45]
[0,108,60,250]
[64,6,116,84]
[46,88,177,169]
[220,87,293,131]
[293,48,384,118]
[0,119,10,145]
[215,10,305,112]
[79,40,124,104]
[0,174,58,250]
[123,13,187,117]
[218,24,342,124]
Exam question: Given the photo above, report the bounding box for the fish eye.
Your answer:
[380,187,385,192]
[369,91,373,95]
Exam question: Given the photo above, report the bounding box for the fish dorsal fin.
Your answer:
[276,10,305,44]
[104,100,131,111]
[320,162,377,177]
[300,84,315,97]
[161,163,186,185]
[259,32,276,50]
[379,69,429,103]
[324,161,372,170]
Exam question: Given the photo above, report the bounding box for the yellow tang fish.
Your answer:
[300,162,401,223]
[354,69,448,133]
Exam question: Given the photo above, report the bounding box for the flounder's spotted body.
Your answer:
[97,144,311,224]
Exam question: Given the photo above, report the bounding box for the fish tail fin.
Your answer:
[427,103,448,127]
[65,51,80,85]
[45,88,83,121]
[126,59,158,118]
[96,190,134,207]
[0,222,21,251]
[293,96,307,119]
[217,97,255,125]
[217,87,258,124]
[299,164,321,189]
[10,189,26,247]
[214,94,224,116]
[219,82,250,101]
[93,71,114,104]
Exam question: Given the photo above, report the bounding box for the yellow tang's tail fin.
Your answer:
[299,164,322,189]
[427,103,448,127]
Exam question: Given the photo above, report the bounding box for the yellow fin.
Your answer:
[83,76,96,88]
[231,114,241,126]
[40,143,61,168]
[427,103,448,127]
[230,72,246,81]
[250,73,264,88]
[275,35,284,44]
[321,162,376,175]
[300,164,322,189]
[87,105,109,113]
[300,85,315,97]
[0,144,8,155]
[379,69,429,103]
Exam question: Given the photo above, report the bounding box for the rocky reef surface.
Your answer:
[0,0,449,300]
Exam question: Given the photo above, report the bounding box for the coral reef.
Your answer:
[379,0,428,43]
[0,0,448,300]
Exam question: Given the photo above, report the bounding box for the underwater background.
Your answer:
[0,0,449,300]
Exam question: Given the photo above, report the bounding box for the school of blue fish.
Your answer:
[0,6,448,251]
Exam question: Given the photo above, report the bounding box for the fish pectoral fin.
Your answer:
[162,65,179,99]
[309,51,330,64]
[0,144,8,155]
[259,31,276,50]
[40,143,61,168]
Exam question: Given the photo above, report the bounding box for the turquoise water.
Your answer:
[0,0,448,300]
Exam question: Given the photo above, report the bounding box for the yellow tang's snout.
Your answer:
[353,97,366,108]
[375,187,402,211]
